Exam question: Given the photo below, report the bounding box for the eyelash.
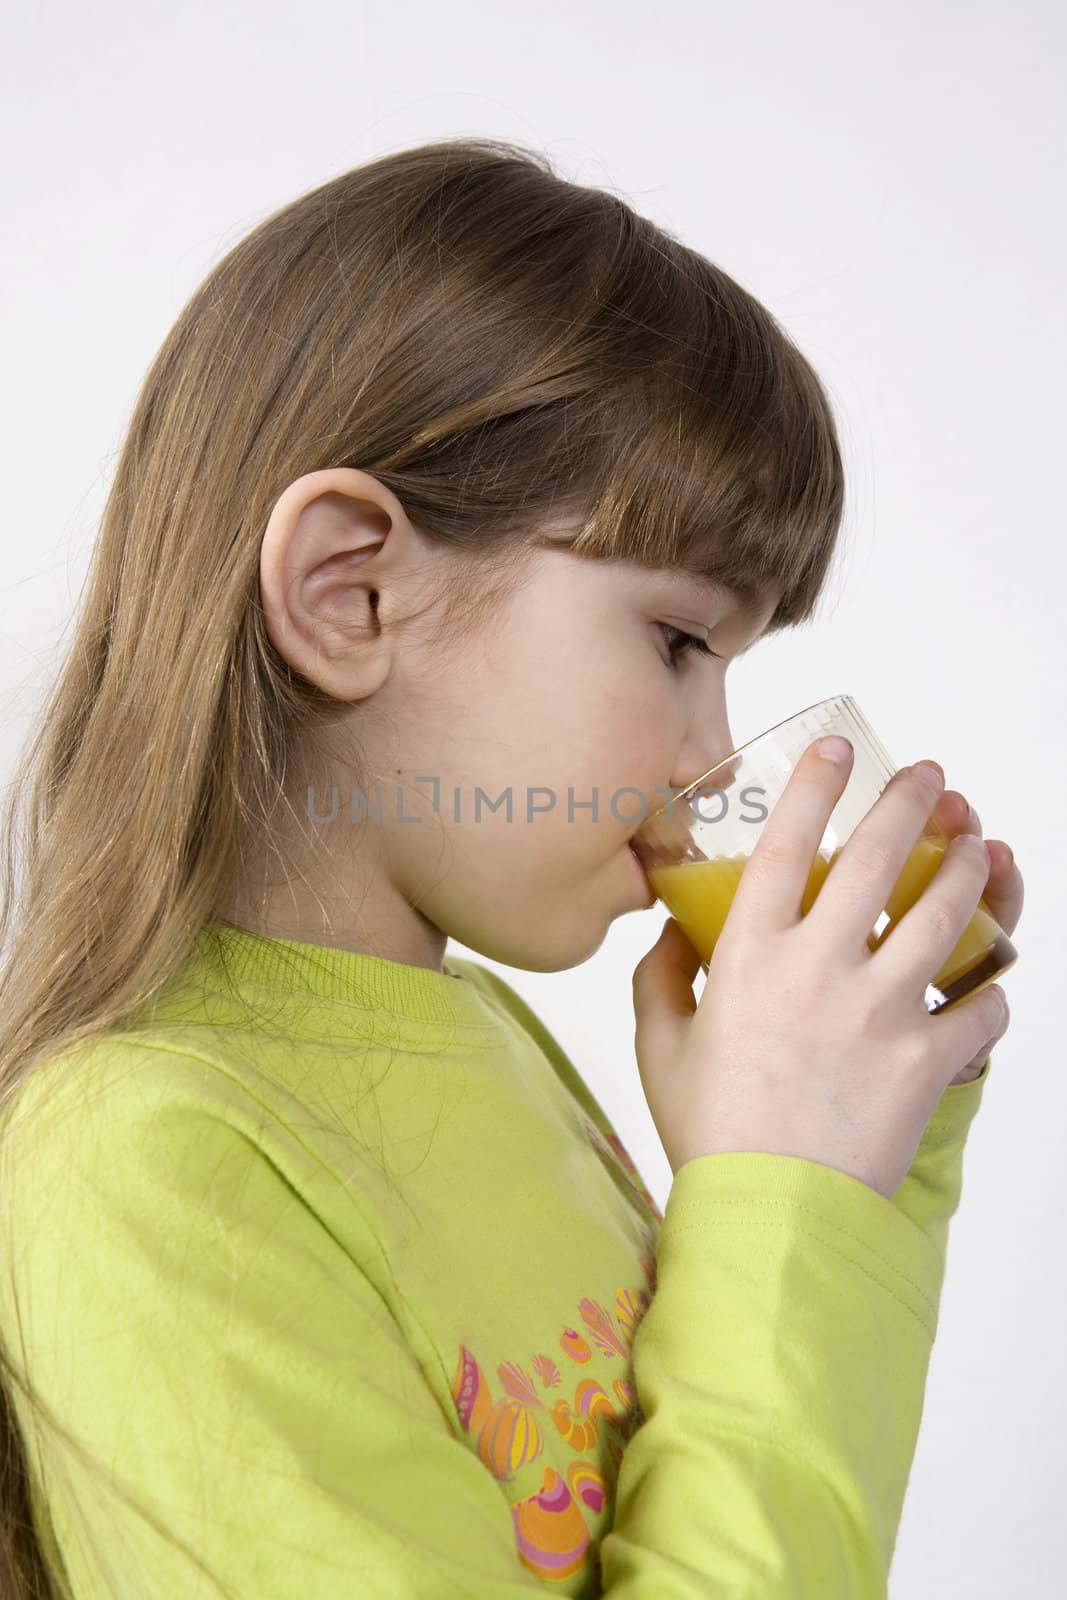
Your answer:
[658,623,719,669]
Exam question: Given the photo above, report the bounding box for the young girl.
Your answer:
[0,138,1023,1599]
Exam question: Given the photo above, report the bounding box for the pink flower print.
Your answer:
[578,1297,629,1360]
[531,1353,561,1389]
[497,1360,543,1410]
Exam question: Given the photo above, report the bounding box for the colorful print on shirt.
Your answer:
[449,1124,661,1590]
[578,1116,665,1226]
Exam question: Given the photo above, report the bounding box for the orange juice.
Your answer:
[647,836,1016,1011]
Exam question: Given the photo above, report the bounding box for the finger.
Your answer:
[726,736,855,933]
[987,838,1013,872]
[930,789,981,841]
[952,1000,1011,1081]
[951,1056,990,1085]
[930,984,1010,1087]
[963,984,1013,1065]
[632,918,700,1068]
[930,795,1023,938]
[801,759,948,951]
[873,829,993,994]
[978,840,1024,938]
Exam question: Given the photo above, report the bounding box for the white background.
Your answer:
[2,2,1063,1592]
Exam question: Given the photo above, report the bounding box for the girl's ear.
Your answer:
[257,467,424,702]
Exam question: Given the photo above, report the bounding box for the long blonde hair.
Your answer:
[0,136,846,1595]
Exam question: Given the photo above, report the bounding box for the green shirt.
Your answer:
[0,919,989,1597]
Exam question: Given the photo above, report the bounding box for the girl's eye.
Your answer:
[658,622,719,670]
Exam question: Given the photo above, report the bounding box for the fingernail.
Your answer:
[817,735,853,764]
[913,760,945,792]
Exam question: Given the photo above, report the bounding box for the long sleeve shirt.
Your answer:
[0,918,990,1597]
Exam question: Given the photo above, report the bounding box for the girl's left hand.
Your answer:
[927,787,1024,1084]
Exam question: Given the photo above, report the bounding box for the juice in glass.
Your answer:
[648,836,1016,1012]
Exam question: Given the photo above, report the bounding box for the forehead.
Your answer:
[522,542,780,639]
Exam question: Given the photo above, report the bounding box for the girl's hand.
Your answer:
[927,784,1024,1084]
[633,746,1013,1198]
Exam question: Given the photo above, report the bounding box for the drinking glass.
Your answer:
[629,693,1018,1013]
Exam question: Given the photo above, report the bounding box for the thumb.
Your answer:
[632,917,701,1070]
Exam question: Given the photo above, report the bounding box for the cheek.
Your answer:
[604,679,678,750]
[590,689,679,803]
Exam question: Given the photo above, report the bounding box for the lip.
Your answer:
[628,841,657,908]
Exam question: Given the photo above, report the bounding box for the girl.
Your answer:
[0,138,1023,1599]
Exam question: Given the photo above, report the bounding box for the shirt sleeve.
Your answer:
[0,1039,989,1600]
[460,955,991,1594]
[599,1057,991,1598]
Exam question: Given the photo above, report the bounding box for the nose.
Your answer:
[668,713,735,797]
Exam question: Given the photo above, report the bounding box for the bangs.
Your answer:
[530,232,846,634]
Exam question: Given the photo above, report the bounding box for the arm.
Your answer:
[600,1063,991,1598]
[451,958,993,1595]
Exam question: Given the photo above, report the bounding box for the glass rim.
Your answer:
[640,690,856,826]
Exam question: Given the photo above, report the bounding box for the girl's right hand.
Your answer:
[631,738,1010,1199]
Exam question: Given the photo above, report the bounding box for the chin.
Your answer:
[447,916,610,975]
